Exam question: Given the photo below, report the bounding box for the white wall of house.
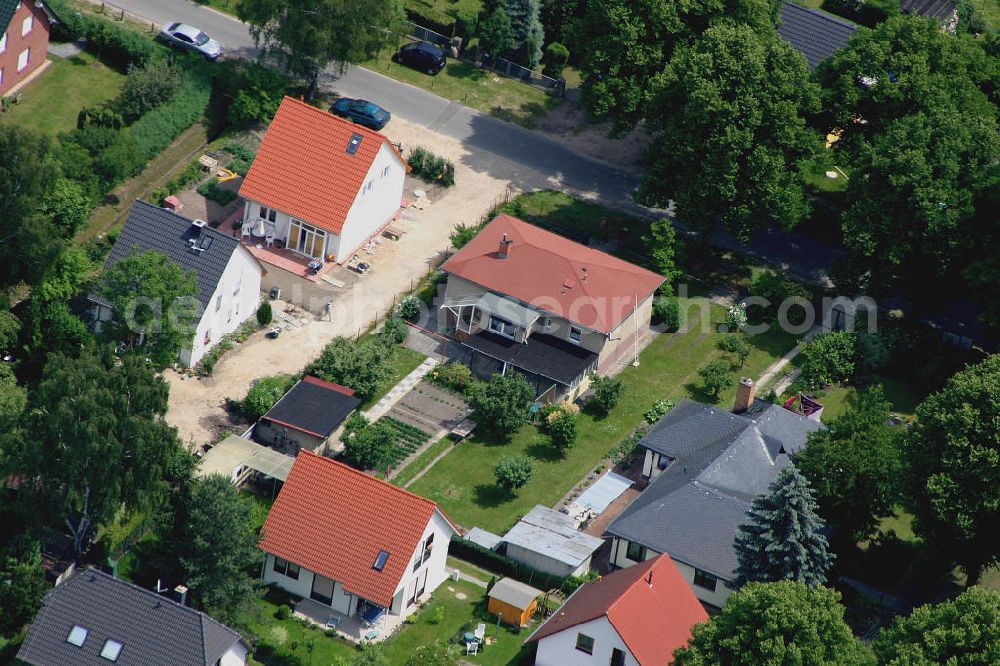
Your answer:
[262,552,315,599]
[334,142,406,263]
[505,544,590,579]
[609,538,731,609]
[393,509,455,617]
[533,616,639,666]
[181,245,262,367]
[219,642,249,666]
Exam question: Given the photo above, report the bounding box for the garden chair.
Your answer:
[325,614,340,630]
[466,641,479,655]
[475,623,486,643]
[241,224,251,242]
[265,232,275,247]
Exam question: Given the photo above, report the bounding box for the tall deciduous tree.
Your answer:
[640,23,821,241]
[576,0,781,131]
[900,354,1000,585]
[467,372,535,435]
[10,345,184,557]
[177,475,261,625]
[643,217,681,290]
[0,539,47,636]
[95,249,199,367]
[673,582,873,665]
[0,126,65,288]
[873,588,1000,665]
[816,16,999,295]
[796,387,901,544]
[237,0,406,100]
[306,336,395,402]
[733,465,833,589]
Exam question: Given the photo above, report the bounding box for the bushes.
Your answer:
[588,374,624,414]
[115,59,184,123]
[748,270,812,325]
[82,15,159,70]
[653,296,682,331]
[223,142,257,176]
[242,375,295,421]
[466,372,535,435]
[494,454,535,492]
[256,302,273,326]
[799,331,856,389]
[408,146,456,187]
[220,62,290,127]
[430,362,473,393]
[643,399,674,424]
[449,221,485,249]
[546,401,579,452]
[395,294,422,322]
[129,68,212,161]
[197,181,238,205]
[542,42,569,79]
[149,160,202,205]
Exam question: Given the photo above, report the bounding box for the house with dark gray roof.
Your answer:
[606,388,822,609]
[90,200,263,367]
[255,375,361,454]
[777,1,859,70]
[900,0,957,23]
[17,568,248,666]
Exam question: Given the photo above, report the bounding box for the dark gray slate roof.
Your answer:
[91,200,247,310]
[262,376,361,438]
[17,568,245,666]
[607,398,822,578]
[900,0,956,19]
[462,330,598,386]
[778,1,859,70]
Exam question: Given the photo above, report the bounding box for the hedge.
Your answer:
[408,146,455,187]
[129,68,211,161]
[47,0,160,70]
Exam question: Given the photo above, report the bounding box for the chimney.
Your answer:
[646,570,653,589]
[734,377,756,413]
[497,233,513,259]
[174,584,188,606]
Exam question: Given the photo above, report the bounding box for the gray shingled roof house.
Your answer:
[777,1,859,70]
[900,0,957,21]
[606,397,822,608]
[89,200,263,367]
[17,568,248,666]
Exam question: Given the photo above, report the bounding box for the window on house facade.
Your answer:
[611,648,626,666]
[227,308,232,323]
[273,556,300,580]
[0,31,7,53]
[488,315,516,338]
[381,166,390,178]
[575,633,595,655]
[569,326,583,344]
[693,568,718,592]
[233,276,241,295]
[216,294,222,311]
[22,14,33,37]
[0,68,3,88]
[17,47,29,72]
[258,205,277,222]
[204,329,212,345]
[626,541,646,562]
[422,532,434,564]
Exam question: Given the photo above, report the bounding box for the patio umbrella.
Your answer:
[253,219,266,237]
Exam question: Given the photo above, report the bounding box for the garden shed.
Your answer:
[487,578,542,628]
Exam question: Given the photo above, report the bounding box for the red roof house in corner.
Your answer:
[238,96,409,265]
[259,451,459,640]
[0,0,58,97]
[526,554,708,665]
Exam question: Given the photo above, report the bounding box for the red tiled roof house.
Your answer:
[440,215,664,398]
[239,96,408,265]
[0,1,57,97]
[259,451,459,640]
[525,554,708,666]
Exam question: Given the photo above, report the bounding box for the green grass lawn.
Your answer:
[360,342,427,410]
[246,580,532,666]
[411,298,801,533]
[394,436,454,487]
[0,52,124,136]
[817,377,921,423]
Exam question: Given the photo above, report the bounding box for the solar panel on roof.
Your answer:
[347,133,363,155]
[372,549,389,571]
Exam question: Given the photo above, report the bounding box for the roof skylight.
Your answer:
[100,639,123,661]
[66,625,88,647]
[373,550,389,571]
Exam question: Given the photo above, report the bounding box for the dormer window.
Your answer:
[66,625,88,647]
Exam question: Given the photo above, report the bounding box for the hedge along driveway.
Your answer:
[409,297,801,533]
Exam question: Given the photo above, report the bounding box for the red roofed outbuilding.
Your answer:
[239,96,408,264]
[525,554,707,665]
[259,451,459,637]
[440,214,665,398]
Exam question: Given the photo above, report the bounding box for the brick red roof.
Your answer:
[259,451,458,608]
[526,555,707,665]
[442,215,664,334]
[302,375,356,396]
[239,96,406,236]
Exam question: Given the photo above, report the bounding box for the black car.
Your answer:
[395,42,447,75]
[329,98,391,131]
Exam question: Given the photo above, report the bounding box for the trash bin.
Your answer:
[270,287,281,300]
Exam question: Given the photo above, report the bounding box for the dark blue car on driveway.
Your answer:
[328,98,391,131]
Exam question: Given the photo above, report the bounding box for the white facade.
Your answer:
[181,245,262,367]
[506,542,593,579]
[242,141,405,265]
[534,616,639,666]
[262,509,455,619]
[608,537,731,609]
[219,643,249,666]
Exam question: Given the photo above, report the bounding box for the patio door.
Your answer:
[311,574,335,606]
[408,570,427,607]
[289,219,326,259]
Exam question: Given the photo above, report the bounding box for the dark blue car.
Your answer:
[328,98,391,131]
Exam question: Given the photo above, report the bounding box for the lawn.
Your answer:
[410,298,801,533]
[816,377,921,423]
[394,436,454,487]
[0,52,124,136]
[246,580,533,666]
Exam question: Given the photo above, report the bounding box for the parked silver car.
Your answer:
[159,22,222,60]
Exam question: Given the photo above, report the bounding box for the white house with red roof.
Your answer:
[525,554,707,666]
[259,451,459,640]
[440,215,664,397]
[238,96,408,265]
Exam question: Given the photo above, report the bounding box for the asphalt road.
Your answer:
[101,0,839,282]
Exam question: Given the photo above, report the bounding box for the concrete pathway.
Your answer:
[756,324,823,393]
[48,40,85,58]
[363,357,439,422]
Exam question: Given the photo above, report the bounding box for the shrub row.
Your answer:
[48,0,160,70]
[408,146,456,186]
[149,160,203,205]
[130,68,212,161]
[449,536,572,593]
[197,181,238,205]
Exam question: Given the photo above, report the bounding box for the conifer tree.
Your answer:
[732,465,833,589]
